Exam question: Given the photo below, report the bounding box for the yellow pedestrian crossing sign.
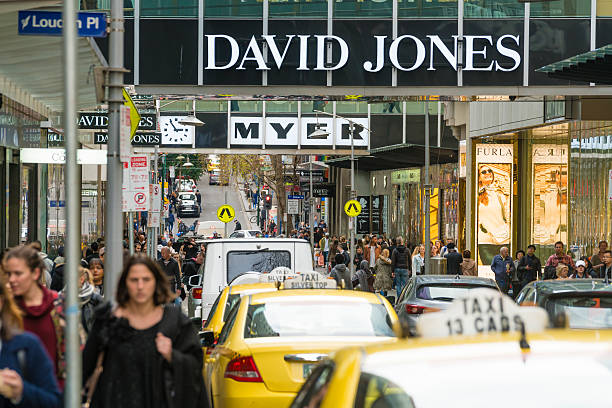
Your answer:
[344,200,361,217]
[217,205,235,223]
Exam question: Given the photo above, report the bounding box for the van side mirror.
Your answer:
[189,274,202,287]
[199,330,215,347]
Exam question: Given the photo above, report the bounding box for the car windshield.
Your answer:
[416,283,495,302]
[545,294,612,329]
[244,300,395,338]
[180,194,195,200]
[226,250,291,282]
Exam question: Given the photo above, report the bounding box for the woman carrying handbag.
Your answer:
[82,255,210,408]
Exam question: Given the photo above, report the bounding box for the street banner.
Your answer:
[122,155,149,212]
[120,105,132,162]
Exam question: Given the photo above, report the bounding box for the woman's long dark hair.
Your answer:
[115,255,172,307]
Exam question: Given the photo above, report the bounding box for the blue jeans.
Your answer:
[394,268,409,298]
[323,251,329,264]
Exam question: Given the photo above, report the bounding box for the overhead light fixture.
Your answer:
[176,154,185,161]
[182,158,194,168]
[178,99,204,127]
[308,127,330,139]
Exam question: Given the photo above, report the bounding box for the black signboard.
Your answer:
[371,195,383,235]
[312,183,335,198]
[78,113,157,131]
[94,132,162,146]
[356,196,371,235]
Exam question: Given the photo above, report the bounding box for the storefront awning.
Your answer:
[325,143,457,171]
[0,3,106,116]
[536,44,612,84]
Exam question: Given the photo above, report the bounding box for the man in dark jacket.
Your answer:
[444,243,463,275]
[331,253,352,289]
[158,247,181,296]
[517,244,541,290]
[182,250,204,291]
[391,237,410,297]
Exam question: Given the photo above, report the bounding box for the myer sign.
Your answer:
[206,34,521,72]
[230,116,368,147]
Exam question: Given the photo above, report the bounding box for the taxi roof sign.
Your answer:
[284,272,337,289]
[416,288,549,338]
[216,204,235,223]
[344,199,361,217]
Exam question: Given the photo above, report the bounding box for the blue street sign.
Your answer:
[288,194,304,200]
[18,10,107,37]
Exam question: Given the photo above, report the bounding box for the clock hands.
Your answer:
[169,118,178,131]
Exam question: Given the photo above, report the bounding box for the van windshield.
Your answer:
[227,250,291,283]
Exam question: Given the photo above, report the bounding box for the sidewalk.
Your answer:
[235,180,256,230]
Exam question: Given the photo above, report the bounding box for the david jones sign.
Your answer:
[206,34,521,72]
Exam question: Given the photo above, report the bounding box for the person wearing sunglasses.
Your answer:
[477,165,510,265]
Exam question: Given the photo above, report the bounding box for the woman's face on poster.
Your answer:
[480,167,494,185]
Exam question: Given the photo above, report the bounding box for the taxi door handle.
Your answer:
[284,353,328,363]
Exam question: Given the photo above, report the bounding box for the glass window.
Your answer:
[141,0,198,17]
[415,283,497,301]
[354,373,415,408]
[531,0,590,17]
[464,0,523,18]
[399,0,458,18]
[204,292,223,328]
[302,101,333,114]
[370,103,402,115]
[205,0,262,17]
[334,0,393,18]
[544,295,612,329]
[244,301,396,338]
[289,362,335,408]
[196,100,227,112]
[224,294,241,321]
[270,0,328,17]
[598,0,612,16]
[217,302,239,344]
[266,101,299,113]
[230,101,263,113]
[336,101,368,114]
[226,250,291,282]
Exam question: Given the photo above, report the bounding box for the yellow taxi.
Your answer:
[204,287,400,408]
[289,288,612,408]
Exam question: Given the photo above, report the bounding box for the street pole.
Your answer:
[161,153,166,237]
[62,0,80,406]
[309,156,314,251]
[128,212,134,255]
[104,0,125,301]
[224,190,229,238]
[349,123,355,282]
[152,146,158,253]
[424,97,431,275]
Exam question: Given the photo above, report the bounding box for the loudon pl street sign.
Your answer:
[18,10,108,37]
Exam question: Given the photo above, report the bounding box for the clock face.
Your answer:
[160,116,195,145]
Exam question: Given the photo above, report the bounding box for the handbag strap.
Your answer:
[83,351,105,407]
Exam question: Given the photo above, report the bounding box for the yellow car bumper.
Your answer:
[215,380,296,408]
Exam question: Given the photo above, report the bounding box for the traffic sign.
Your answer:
[344,199,362,217]
[216,205,235,223]
[18,10,107,37]
[288,194,304,200]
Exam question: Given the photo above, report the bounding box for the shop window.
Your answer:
[464,0,523,18]
[531,0,590,17]
[334,0,393,18]
[336,101,368,114]
[205,0,262,18]
[231,101,263,113]
[141,0,198,17]
[270,0,327,17]
[302,101,334,114]
[266,101,299,113]
[195,100,227,112]
[598,0,612,16]
[399,0,458,18]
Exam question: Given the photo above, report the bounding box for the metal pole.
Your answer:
[104,0,125,302]
[309,156,314,251]
[152,146,158,253]
[161,154,166,237]
[349,123,355,282]
[424,97,431,275]
[128,212,134,255]
[62,0,80,406]
[224,190,229,238]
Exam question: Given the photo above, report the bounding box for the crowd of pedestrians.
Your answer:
[0,239,210,408]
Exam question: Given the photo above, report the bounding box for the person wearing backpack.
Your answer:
[83,255,209,408]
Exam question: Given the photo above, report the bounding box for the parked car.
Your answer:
[394,275,500,332]
[187,238,315,321]
[176,192,199,217]
[516,279,612,329]
[229,229,262,238]
[209,169,221,185]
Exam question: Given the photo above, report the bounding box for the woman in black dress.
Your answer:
[83,255,209,408]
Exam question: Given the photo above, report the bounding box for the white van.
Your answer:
[190,238,314,323]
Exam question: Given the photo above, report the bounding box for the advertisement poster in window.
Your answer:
[531,145,568,247]
[475,144,513,267]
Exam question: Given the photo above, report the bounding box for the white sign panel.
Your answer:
[475,144,513,164]
[230,116,369,147]
[120,105,132,163]
[417,288,549,338]
[20,148,107,164]
[287,198,299,214]
[122,155,149,212]
[150,183,161,212]
[169,165,175,178]
[532,144,568,164]
[609,170,612,202]
[148,211,161,228]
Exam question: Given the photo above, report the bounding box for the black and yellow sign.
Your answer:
[217,205,235,223]
[344,200,362,217]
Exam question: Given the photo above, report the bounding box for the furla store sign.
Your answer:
[206,34,521,73]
